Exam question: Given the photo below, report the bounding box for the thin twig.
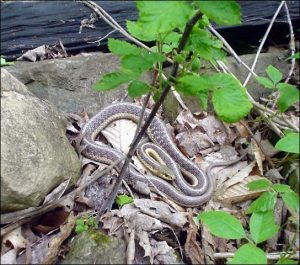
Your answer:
[243,1,285,86]
[283,2,296,83]
[87,29,117,46]
[98,10,203,214]
[214,251,299,261]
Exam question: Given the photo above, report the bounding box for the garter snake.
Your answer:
[81,102,245,207]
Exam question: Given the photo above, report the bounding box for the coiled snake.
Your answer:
[81,103,244,207]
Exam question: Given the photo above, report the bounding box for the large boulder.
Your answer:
[1,69,81,213]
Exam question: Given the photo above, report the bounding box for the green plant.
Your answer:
[75,214,98,234]
[255,65,299,113]
[93,1,252,123]
[198,179,299,264]
[115,194,133,207]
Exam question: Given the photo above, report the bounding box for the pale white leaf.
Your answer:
[102,119,137,154]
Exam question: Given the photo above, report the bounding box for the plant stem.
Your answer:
[98,10,203,214]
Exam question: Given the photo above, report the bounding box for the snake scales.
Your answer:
[81,102,243,207]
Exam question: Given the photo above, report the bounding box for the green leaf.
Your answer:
[121,55,154,72]
[116,194,133,207]
[108,38,142,56]
[282,191,299,214]
[176,74,210,95]
[198,211,246,239]
[128,1,193,41]
[276,258,298,264]
[210,73,253,122]
[246,191,277,214]
[275,133,299,154]
[228,243,267,264]
[93,72,133,91]
[266,65,282,84]
[191,57,201,72]
[196,1,241,25]
[128,81,150,98]
[249,211,279,244]
[286,52,300,60]
[255,76,275,89]
[276,83,299,112]
[121,52,165,73]
[247,178,272,191]
[127,20,155,42]
[187,28,225,61]
[272,184,292,193]
[197,90,209,110]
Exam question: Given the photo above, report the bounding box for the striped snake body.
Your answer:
[81,103,213,207]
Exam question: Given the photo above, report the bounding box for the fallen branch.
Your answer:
[214,251,299,261]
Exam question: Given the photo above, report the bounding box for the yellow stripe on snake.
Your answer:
[81,103,243,207]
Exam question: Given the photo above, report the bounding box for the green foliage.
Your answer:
[0,56,15,67]
[276,83,299,112]
[198,211,246,239]
[116,194,133,207]
[228,243,267,264]
[210,74,252,122]
[282,191,299,215]
[177,73,252,121]
[275,133,299,154]
[255,65,299,112]
[75,215,98,234]
[266,65,283,84]
[93,72,134,91]
[255,76,275,89]
[127,1,193,41]
[246,191,277,214]
[249,211,279,244]
[286,52,300,60]
[246,178,271,191]
[128,81,150,98]
[195,1,241,25]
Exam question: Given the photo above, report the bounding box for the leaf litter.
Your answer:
[2,98,298,264]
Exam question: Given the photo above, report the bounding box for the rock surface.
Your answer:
[59,231,126,264]
[1,69,81,213]
[6,52,135,116]
[5,50,290,120]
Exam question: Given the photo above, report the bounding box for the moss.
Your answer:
[88,229,110,245]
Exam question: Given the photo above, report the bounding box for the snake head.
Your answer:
[156,165,176,181]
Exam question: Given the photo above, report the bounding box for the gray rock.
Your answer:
[59,231,126,264]
[6,52,130,116]
[1,69,81,213]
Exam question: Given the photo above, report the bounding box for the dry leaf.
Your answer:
[184,216,204,264]
[133,199,187,228]
[17,212,76,264]
[213,159,267,204]
[102,119,137,154]
[176,130,213,157]
[251,139,264,175]
[151,239,179,264]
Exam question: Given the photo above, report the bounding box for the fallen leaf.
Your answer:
[184,214,205,264]
[251,139,265,175]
